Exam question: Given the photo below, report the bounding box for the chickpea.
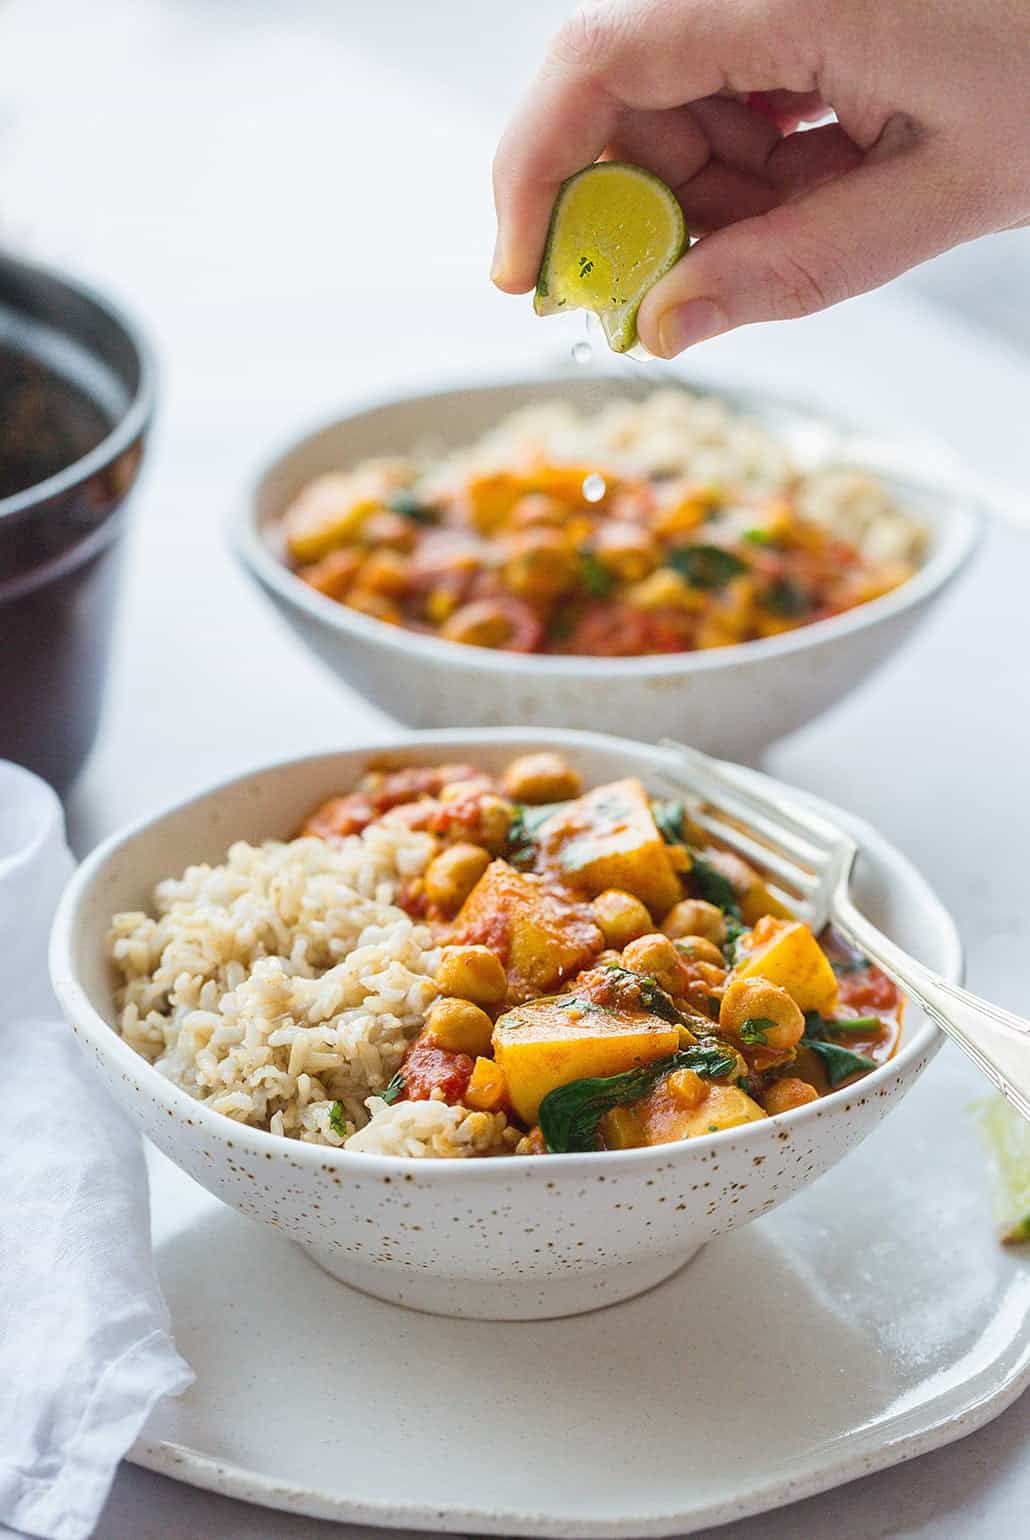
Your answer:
[501,752,583,804]
[356,548,412,597]
[693,960,728,993]
[764,1077,820,1115]
[425,584,459,624]
[666,1067,707,1109]
[502,529,577,601]
[662,898,727,945]
[297,548,362,600]
[441,600,514,648]
[622,933,684,994]
[592,888,653,949]
[438,775,494,802]
[516,1126,548,1156]
[426,997,494,1058]
[424,842,491,914]
[594,521,659,581]
[672,935,725,967]
[479,796,514,853]
[435,945,507,1006]
[625,568,696,611]
[720,977,805,1052]
[346,590,401,623]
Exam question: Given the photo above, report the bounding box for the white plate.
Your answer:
[133,1047,1030,1537]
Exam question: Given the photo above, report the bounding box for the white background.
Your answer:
[3,1,1030,1535]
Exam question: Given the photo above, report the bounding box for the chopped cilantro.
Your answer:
[744,528,773,546]
[763,577,810,616]
[739,1017,775,1045]
[386,491,438,524]
[328,1101,349,1137]
[506,800,568,868]
[578,549,614,597]
[667,544,748,590]
[380,1070,406,1105]
[721,913,746,964]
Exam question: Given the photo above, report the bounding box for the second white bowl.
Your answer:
[233,376,979,759]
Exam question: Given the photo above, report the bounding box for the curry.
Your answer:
[301,750,902,1154]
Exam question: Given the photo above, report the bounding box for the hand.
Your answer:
[491,0,1030,355]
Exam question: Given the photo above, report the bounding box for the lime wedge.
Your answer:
[976,1095,1030,1243]
[534,161,689,353]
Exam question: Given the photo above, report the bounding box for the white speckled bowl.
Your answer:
[231,377,980,759]
[50,730,961,1320]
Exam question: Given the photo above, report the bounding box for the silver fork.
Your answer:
[659,738,1030,1121]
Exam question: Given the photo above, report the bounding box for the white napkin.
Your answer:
[0,763,192,1540]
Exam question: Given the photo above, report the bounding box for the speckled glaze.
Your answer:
[231,378,980,759]
[50,731,961,1319]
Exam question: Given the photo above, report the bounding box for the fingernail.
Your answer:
[656,299,726,357]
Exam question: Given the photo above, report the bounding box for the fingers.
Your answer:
[635,139,965,356]
[492,0,760,292]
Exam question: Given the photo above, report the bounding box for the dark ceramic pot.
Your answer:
[0,253,154,791]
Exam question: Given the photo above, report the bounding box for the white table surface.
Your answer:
[5,1,1030,1536]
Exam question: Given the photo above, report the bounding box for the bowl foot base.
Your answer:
[297,1239,705,1320]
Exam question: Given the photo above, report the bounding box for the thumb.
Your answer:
[637,141,968,356]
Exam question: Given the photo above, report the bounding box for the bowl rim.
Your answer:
[49,727,963,1180]
[0,252,156,526]
[231,371,983,680]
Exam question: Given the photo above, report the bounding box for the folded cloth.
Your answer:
[0,763,192,1540]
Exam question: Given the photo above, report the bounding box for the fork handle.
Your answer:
[833,889,1030,1121]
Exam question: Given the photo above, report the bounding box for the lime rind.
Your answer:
[534,161,689,353]
[975,1094,1030,1243]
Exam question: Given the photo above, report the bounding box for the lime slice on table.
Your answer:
[534,161,689,354]
[977,1095,1030,1244]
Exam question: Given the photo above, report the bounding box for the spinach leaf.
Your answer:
[539,1042,739,1153]
[689,855,742,919]
[386,491,438,524]
[804,1011,883,1036]
[667,544,749,590]
[579,549,614,597]
[804,1037,876,1087]
[763,577,810,616]
[380,1070,406,1105]
[328,1101,349,1137]
[506,800,568,868]
[652,799,685,845]
[739,1016,775,1045]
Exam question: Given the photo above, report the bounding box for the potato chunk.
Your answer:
[283,465,406,563]
[493,996,680,1124]
[732,917,839,1014]
[635,1080,767,1144]
[536,778,682,916]
[451,860,603,1004]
